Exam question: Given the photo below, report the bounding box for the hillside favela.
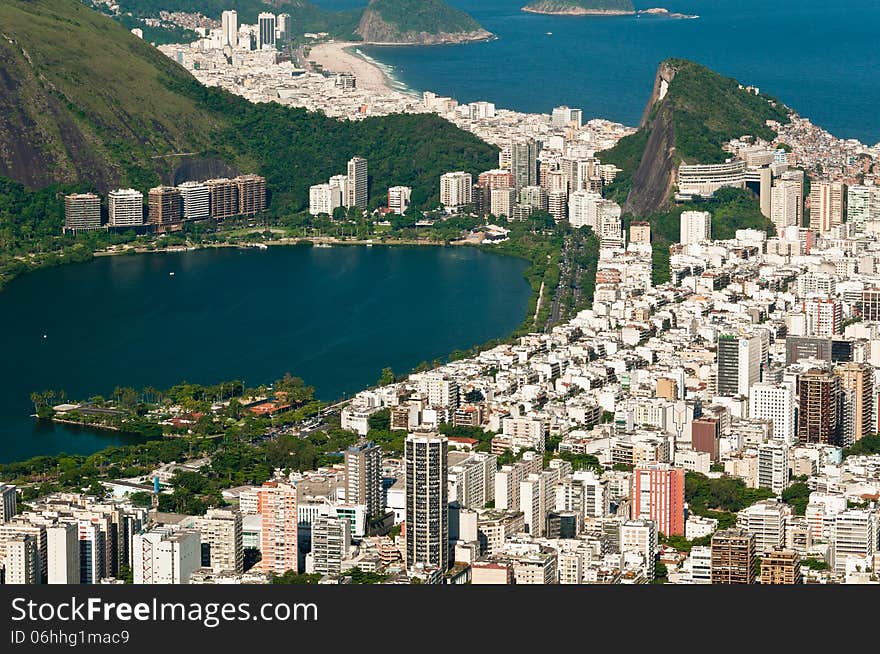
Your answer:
[2,0,880,589]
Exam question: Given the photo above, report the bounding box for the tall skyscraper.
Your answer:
[108,189,144,227]
[221,10,238,47]
[797,368,841,444]
[276,13,291,42]
[196,508,243,574]
[258,13,276,49]
[631,464,685,537]
[64,194,102,232]
[257,481,299,575]
[711,528,756,584]
[346,156,368,210]
[47,523,80,584]
[749,383,796,444]
[440,171,472,209]
[405,431,449,572]
[716,333,761,397]
[133,526,200,584]
[680,210,712,244]
[510,139,540,189]
[835,363,873,442]
[344,441,384,518]
[809,180,845,233]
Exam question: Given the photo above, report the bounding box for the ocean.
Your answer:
[317,0,880,144]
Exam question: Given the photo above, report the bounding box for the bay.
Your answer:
[0,245,530,463]
[337,0,880,144]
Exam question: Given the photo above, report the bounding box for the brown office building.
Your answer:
[797,368,841,444]
[711,528,756,584]
[207,178,240,219]
[691,417,721,462]
[237,174,267,216]
[835,362,873,442]
[760,547,802,584]
[655,377,678,401]
[147,186,183,230]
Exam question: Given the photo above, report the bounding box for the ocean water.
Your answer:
[0,246,529,463]
[315,0,880,144]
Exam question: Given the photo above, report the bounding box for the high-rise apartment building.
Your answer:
[147,186,183,228]
[237,174,267,216]
[312,516,350,576]
[108,189,144,227]
[711,528,756,584]
[797,368,841,444]
[631,464,685,537]
[344,441,384,518]
[510,139,540,189]
[46,522,80,584]
[257,481,298,575]
[716,332,761,397]
[802,297,842,337]
[133,526,200,584]
[547,191,567,223]
[258,13,276,49]
[846,184,880,230]
[809,181,845,233]
[196,508,243,574]
[5,534,38,585]
[757,442,790,495]
[830,510,876,575]
[736,499,789,553]
[620,519,658,581]
[551,106,583,127]
[490,187,516,218]
[206,179,240,220]
[309,183,341,216]
[388,186,411,215]
[519,185,548,211]
[177,181,210,221]
[346,156,368,210]
[690,417,721,462]
[680,210,712,245]
[771,180,801,231]
[276,13,291,42]
[1,484,17,523]
[64,194,102,232]
[749,383,796,443]
[405,431,449,572]
[440,171,473,209]
[221,10,238,47]
[835,362,873,442]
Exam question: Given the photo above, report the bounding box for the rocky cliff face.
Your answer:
[623,62,679,216]
[355,7,493,44]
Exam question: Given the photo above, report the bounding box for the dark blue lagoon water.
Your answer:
[339,0,880,144]
[0,246,529,463]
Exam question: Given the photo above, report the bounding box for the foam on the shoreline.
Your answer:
[348,47,421,98]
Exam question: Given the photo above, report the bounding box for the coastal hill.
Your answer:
[600,58,791,216]
[522,0,636,15]
[355,0,493,45]
[0,0,496,197]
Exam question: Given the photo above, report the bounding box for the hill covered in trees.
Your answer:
[522,0,635,15]
[355,0,493,44]
[0,0,497,286]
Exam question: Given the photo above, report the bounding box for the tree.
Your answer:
[377,367,395,386]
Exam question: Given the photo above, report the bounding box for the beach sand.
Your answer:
[307,42,396,94]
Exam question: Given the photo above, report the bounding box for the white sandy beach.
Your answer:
[307,42,397,95]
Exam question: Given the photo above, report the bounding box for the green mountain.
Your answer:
[600,58,791,216]
[356,0,493,44]
[522,0,635,15]
[0,0,497,286]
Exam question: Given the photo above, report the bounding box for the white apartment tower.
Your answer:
[439,171,472,209]
[680,210,712,245]
[346,156,368,210]
[749,384,796,444]
[311,516,350,576]
[46,522,80,584]
[809,181,845,234]
[178,181,210,221]
[0,484,17,523]
[771,180,801,231]
[309,183,342,216]
[108,189,144,227]
[133,526,201,584]
[221,10,238,47]
[388,186,412,215]
[196,509,243,574]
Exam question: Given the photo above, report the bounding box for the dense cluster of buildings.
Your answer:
[63,175,266,233]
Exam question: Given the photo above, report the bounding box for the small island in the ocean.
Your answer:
[521,1,698,19]
[521,0,636,15]
[356,0,494,44]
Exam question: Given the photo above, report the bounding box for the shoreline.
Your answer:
[307,41,416,97]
